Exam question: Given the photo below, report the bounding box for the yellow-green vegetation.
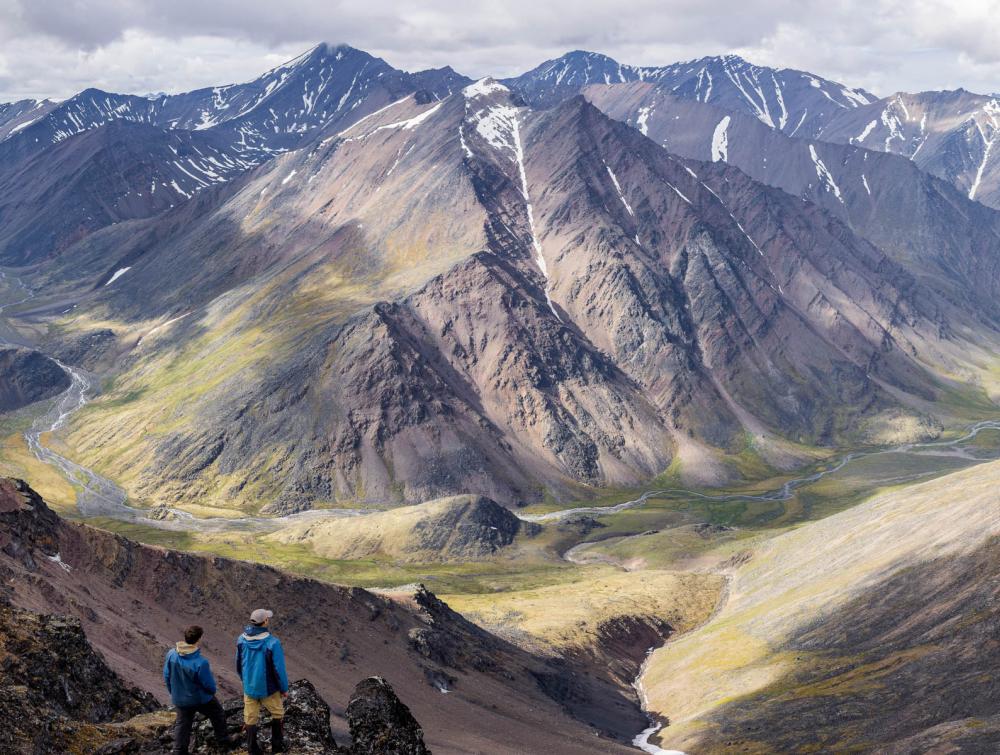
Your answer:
[42,130,491,515]
[267,494,543,562]
[567,525,756,572]
[72,519,582,595]
[0,409,77,513]
[638,457,1000,753]
[443,569,725,652]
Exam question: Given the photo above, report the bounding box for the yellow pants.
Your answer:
[243,692,284,725]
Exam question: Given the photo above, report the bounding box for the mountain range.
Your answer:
[3,40,1000,755]
[1,44,999,514]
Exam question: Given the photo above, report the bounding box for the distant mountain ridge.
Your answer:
[503,51,877,134]
[812,89,1000,209]
[1,44,470,157]
[503,50,1000,211]
[0,44,471,265]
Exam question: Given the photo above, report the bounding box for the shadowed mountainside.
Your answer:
[638,455,1000,753]
[0,346,69,412]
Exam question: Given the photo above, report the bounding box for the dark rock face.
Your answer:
[347,677,430,755]
[144,679,345,755]
[0,477,63,569]
[47,328,117,370]
[0,599,158,755]
[407,495,540,559]
[0,346,70,411]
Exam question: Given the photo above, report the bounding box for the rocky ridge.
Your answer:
[0,477,643,753]
[0,599,430,755]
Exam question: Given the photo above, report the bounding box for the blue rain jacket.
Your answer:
[236,625,289,698]
[163,643,217,707]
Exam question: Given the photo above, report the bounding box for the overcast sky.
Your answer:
[1,0,999,102]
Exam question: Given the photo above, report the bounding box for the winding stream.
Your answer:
[524,420,1000,754]
[23,362,368,532]
[520,420,1000,525]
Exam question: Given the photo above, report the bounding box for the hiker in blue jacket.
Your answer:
[237,608,289,755]
[163,625,235,754]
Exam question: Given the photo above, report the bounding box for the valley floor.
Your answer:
[5,375,1000,752]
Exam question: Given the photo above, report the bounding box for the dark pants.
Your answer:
[173,697,229,754]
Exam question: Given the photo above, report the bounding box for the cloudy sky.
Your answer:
[1,0,998,101]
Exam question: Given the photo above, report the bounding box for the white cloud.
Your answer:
[0,0,998,101]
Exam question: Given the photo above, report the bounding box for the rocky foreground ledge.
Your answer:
[101,677,431,754]
[0,599,429,754]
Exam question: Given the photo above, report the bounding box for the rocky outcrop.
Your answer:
[0,346,70,412]
[0,605,429,755]
[0,599,158,755]
[270,494,540,562]
[0,477,63,568]
[47,328,117,370]
[347,677,430,755]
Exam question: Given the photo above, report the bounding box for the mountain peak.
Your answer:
[561,49,622,64]
[275,41,371,73]
[463,77,510,98]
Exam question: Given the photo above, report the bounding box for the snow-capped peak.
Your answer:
[463,78,510,99]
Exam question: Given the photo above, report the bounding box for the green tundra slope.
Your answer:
[641,454,1000,753]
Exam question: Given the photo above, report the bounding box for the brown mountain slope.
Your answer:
[31,85,1000,513]
[0,477,643,753]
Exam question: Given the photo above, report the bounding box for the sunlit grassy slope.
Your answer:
[640,455,1000,753]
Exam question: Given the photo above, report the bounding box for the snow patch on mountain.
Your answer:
[460,83,562,322]
[969,100,1000,200]
[711,116,731,162]
[605,164,635,216]
[854,119,877,144]
[105,267,132,286]
[463,78,509,98]
[636,105,652,136]
[809,144,843,203]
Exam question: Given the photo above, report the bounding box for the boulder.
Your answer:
[347,677,431,755]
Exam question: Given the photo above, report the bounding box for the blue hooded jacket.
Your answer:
[236,625,288,698]
[163,642,217,707]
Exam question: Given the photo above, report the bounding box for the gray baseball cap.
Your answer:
[250,608,273,625]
